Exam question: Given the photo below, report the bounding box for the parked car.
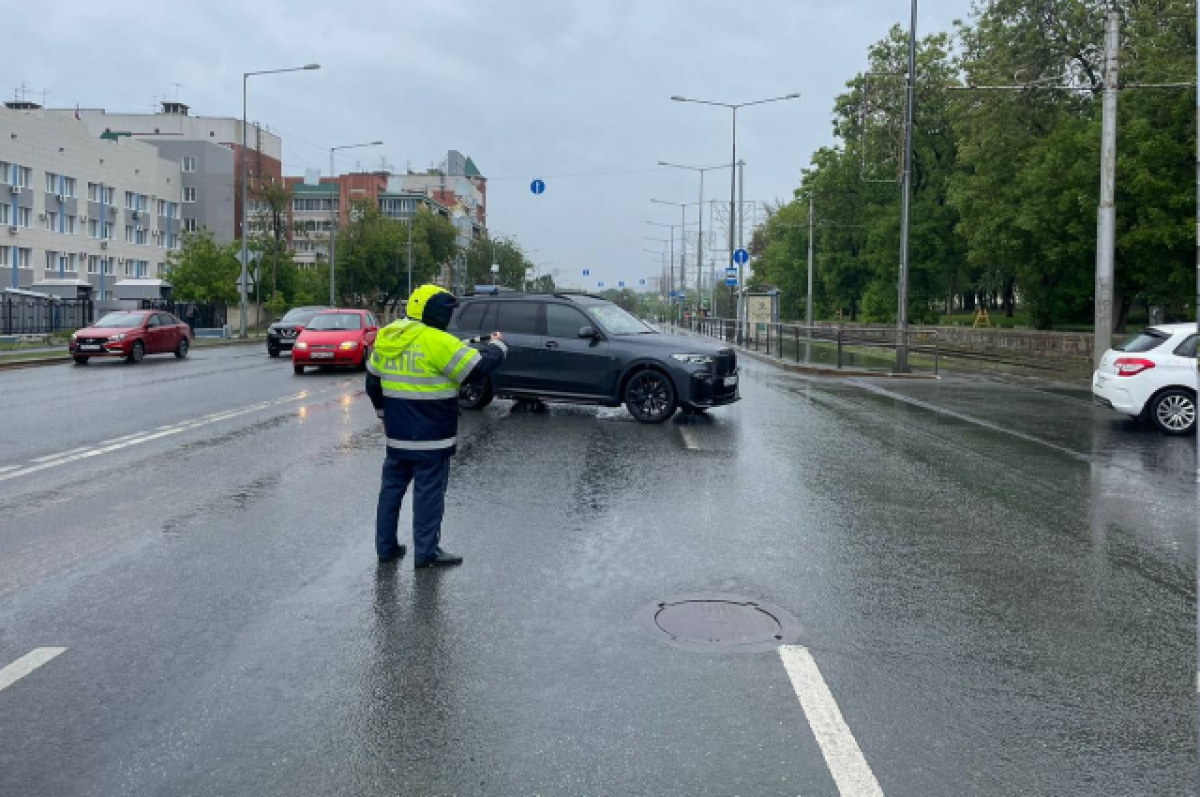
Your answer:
[70,310,192,365]
[267,306,328,358]
[447,292,738,423]
[1093,323,1197,435]
[292,309,379,375]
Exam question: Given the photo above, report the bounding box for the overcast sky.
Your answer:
[16,0,975,288]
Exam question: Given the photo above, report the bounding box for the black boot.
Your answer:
[378,545,407,564]
[414,547,463,569]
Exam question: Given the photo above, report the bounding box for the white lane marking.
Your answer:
[0,647,67,693]
[0,389,337,484]
[677,425,701,450]
[778,645,883,796]
[0,465,19,475]
[30,446,94,463]
[848,380,1090,464]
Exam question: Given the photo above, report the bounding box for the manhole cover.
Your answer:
[636,594,801,653]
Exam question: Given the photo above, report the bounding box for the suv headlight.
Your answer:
[670,353,713,365]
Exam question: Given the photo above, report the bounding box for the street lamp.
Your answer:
[646,219,695,309]
[328,140,383,305]
[671,92,800,335]
[240,63,319,338]
[658,161,731,314]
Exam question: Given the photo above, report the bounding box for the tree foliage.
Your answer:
[753,0,1195,329]
[164,230,240,305]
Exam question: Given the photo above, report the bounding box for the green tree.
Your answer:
[164,230,240,305]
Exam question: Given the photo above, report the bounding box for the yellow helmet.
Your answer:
[406,284,458,330]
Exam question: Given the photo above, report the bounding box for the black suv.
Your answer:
[448,292,738,423]
[267,306,328,357]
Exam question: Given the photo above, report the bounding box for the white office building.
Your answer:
[1,104,183,300]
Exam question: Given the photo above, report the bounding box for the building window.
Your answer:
[155,262,163,276]
[183,187,197,203]
[14,166,31,188]
[86,256,98,274]
[125,191,136,209]
[182,156,197,173]
[44,211,59,231]
[63,177,76,198]
[65,253,78,273]
[183,218,198,233]
[16,207,31,228]
[0,205,7,225]
[64,215,76,235]
[0,248,8,266]
[16,248,32,269]
[45,251,59,272]
[45,172,60,193]
[88,183,114,204]
[125,225,135,243]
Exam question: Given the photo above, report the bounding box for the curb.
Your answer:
[734,346,940,380]
[0,337,266,371]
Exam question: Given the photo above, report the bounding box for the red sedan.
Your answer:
[292,309,379,374]
[70,310,192,365]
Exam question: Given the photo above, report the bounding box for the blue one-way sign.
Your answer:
[530,179,546,195]
[733,248,749,265]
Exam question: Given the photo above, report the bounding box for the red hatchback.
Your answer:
[70,310,193,365]
[292,309,379,374]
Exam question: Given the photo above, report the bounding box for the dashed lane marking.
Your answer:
[778,645,883,796]
[0,386,349,484]
[0,648,67,693]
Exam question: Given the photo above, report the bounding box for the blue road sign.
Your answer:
[598,281,605,288]
[733,248,750,265]
[725,267,737,278]
[582,268,590,277]
[725,277,738,287]
[530,178,546,195]
[618,280,625,288]
[639,278,647,287]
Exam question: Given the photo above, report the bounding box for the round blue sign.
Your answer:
[618,281,625,288]
[530,179,546,195]
[733,248,750,265]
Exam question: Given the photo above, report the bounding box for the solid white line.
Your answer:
[778,645,883,796]
[0,465,19,475]
[0,647,67,693]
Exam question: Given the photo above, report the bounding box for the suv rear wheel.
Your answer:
[1150,388,1196,435]
[624,370,676,423]
[458,377,494,410]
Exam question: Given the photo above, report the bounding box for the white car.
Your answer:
[1093,323,1197,435]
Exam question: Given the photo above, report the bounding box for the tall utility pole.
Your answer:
[896,0,918,372]
[807,192,815,327]
[1094,3,1121,369]
[736,160,745,315]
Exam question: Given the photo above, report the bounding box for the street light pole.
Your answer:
[895,0,917,372]
[659,162,730,317]
[327,140,383,306]
[670,93,799,337]
[239,63,319,338]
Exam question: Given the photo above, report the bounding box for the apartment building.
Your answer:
[49,101,277,243]
[1,105,182,299]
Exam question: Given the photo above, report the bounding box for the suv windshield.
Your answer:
[281,308,321,325]
[588,304,653,336]
[94,313,148,328]
[1118,330,1168,353]
[306,313,362,331]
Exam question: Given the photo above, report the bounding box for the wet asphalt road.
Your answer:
[0,344,1194,796]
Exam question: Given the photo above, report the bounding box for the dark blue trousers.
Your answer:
[375,455,452,561]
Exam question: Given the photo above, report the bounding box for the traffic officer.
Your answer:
[366,285,506,568]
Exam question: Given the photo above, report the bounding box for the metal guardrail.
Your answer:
[685,317,941,375]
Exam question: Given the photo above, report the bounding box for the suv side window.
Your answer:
[546,304,590,338]
[456,302,487,331]
[1174,334,1197,358]
[496,301,541,335]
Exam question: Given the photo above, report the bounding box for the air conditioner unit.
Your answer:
[7,226,16,234]
[56,194,65,202]
[79,250,88,258]
[8,184,19,194]
[100,241,108,249]
[136,225,143,232]
[38,213,46,221]
[79,215,88,222]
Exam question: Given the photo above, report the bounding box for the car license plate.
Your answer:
[723,375,738,387]
[80,344,102,351]
[311,352,333,359]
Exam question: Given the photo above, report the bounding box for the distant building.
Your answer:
[48,101,279,244]
[398,150,487,245]
[0,104,182,300]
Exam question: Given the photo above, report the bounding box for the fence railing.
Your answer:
[684,317,940,374]
[1,290,93,336]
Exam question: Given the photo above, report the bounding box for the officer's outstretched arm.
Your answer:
[444,337,507,385]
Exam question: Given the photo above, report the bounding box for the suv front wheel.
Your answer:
[624,369,676,423]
